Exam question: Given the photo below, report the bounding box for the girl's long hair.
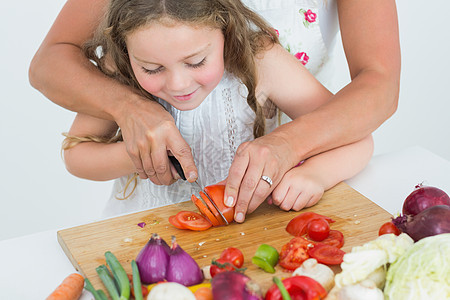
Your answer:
[83,0,279,138]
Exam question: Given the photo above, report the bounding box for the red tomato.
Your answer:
[307,218,330,241]
[378,222,401,236]
[174,211,212,231]
[305,229,345,248]
[168,215,186,230]
[279,237,313,270]
[220,247,244,268]
[204,184,235,223]
[307,243,345,265]
[210,258,236,277]
[286,212,335,236]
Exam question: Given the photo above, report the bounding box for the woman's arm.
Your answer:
[29,0,197,185]
[226,0,400,222]
[63,114,136,181]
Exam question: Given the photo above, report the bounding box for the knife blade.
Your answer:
[168,155,229,225]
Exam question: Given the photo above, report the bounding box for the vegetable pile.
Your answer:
[280,212,346,270]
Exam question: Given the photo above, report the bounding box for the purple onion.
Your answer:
[212,271,263,300]
[402,184,450,216]
[393,205,450,242]
[165,236,204,286]
[135,233,170,284]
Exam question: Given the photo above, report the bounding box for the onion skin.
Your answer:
[402,185,450,216]
[135,233,170,284]
[212,271,262,300]
[393,205,450,242]
[166,237,204,286]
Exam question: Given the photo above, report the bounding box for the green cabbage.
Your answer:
[334,233,414,288]
[384,233,450,299]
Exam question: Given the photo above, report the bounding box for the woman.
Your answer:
[29,0,400,222]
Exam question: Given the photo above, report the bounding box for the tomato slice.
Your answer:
[307,243,345,265]
[200,191,225,226]
[169,215,186,229]
[286,212,335,236]
[191,194,220,226]
[174,211,212,231]
[304,229,344,248]
[204,184,235,224]
[279,237,314,270]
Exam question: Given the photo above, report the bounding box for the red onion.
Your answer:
[135,233,170,284]
[212,271,262,300]
[402,184,450,216]
[166,236,204,286]
[393,205,450,242]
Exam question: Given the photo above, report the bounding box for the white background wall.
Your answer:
[1,0,449,241]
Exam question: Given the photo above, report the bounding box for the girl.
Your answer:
[63,0,373,217]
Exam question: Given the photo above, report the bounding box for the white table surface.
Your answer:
[2,146,450,299]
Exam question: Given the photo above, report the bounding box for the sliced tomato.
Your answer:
[379,222,401,236]
[279,237,314,270]
[169,215,186,230]
[174,211,212,231]
[191,194,220,226]
[204,184,235,224]
[307,243,345,265]
[286,212,335,236]
[200,191,225,226]
[304,229,344,248]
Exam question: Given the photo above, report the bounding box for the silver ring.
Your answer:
[261,175,273,187]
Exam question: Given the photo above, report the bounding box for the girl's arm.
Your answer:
[271,135,374,211]
[29,0,197,185]
[63,114,136,181]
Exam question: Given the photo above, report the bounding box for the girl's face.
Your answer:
[127,21,225,111]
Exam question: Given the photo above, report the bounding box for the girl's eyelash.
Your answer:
[187,58,206,68]
[142,66,162,75]
[141,58,206,75]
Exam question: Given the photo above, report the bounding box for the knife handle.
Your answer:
[168,155,187,180]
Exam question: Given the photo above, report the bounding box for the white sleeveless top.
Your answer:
[103,0,340,217]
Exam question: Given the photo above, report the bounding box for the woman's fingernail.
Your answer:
[188,172,198,182]
[225,196,234,207]
[235,212,244,223]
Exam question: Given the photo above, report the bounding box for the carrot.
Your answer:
[46,273,84,300]
[194,286,213,300]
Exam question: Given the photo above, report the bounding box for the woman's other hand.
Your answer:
[224,127,299,222]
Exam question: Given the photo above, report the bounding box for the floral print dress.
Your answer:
[243,0,337,84]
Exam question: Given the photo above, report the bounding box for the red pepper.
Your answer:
[265,276,327,300]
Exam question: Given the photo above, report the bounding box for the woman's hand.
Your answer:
[224,128,299,222]
[115,97,198,185]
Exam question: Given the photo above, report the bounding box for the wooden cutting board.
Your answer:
[58,182,392,294]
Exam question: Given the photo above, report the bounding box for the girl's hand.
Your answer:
[268,167,324,211]
[115,98,198,185]
[224,129,298,222]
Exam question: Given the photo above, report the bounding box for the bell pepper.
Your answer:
[265,276,327,300]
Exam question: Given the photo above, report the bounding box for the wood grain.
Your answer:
[57,182,392,294]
